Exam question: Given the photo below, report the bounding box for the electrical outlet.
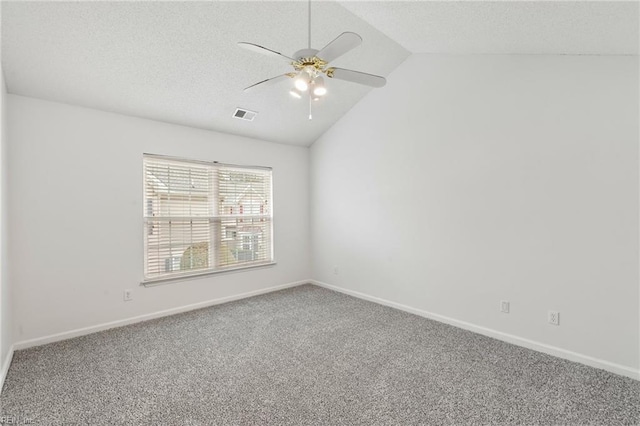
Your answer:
[123,289,133,302]
[333,266,339,275]
[548,310,560,325]
[500,301,510,313]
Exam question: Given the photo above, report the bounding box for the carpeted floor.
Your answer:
[1,284,639,425]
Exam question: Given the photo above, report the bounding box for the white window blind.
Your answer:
[143,154,273,281]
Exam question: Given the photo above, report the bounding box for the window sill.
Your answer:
[141,261,277,287]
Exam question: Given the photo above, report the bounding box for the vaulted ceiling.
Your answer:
[2,1,637,147]
[340,1,639,55]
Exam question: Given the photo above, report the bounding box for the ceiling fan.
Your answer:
[238,0,386,117]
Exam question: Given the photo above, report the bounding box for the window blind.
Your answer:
[143,155,273,281]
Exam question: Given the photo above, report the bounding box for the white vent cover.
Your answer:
[233,108,258,121]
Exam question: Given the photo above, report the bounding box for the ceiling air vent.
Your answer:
[233,108,257,122]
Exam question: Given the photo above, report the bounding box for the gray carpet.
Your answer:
[1,284,639,425]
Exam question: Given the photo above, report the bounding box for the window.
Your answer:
[143,154,273,282]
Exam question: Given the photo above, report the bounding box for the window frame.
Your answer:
[141,153,275,285]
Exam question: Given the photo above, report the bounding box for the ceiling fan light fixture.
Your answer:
[294,71,311,91]
[294,79,308,92]
[312,76,327,97]
[313,87,327,96]
[289,87,303,99]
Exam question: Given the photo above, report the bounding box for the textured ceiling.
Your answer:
[1,1,409,146]
[2,2,637,147]
[339,1,639,55]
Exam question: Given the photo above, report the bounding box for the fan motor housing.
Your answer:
[292,49,327,72]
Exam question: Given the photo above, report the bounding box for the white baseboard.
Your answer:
[14,280,310,351]
[310,280,640,381]
[0,344,15,394]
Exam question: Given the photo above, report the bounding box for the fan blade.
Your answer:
[238,42,295,62]
[316,32,362,63]
[243,74,293,92]
[326,67,386,88]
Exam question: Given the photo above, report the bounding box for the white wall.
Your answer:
[311,54,639,373]
[1,68,12,370]
[8,95,310,343]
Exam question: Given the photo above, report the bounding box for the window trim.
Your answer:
[140,261,277,286]
[142,153,274,284]
[144,153,272,171]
